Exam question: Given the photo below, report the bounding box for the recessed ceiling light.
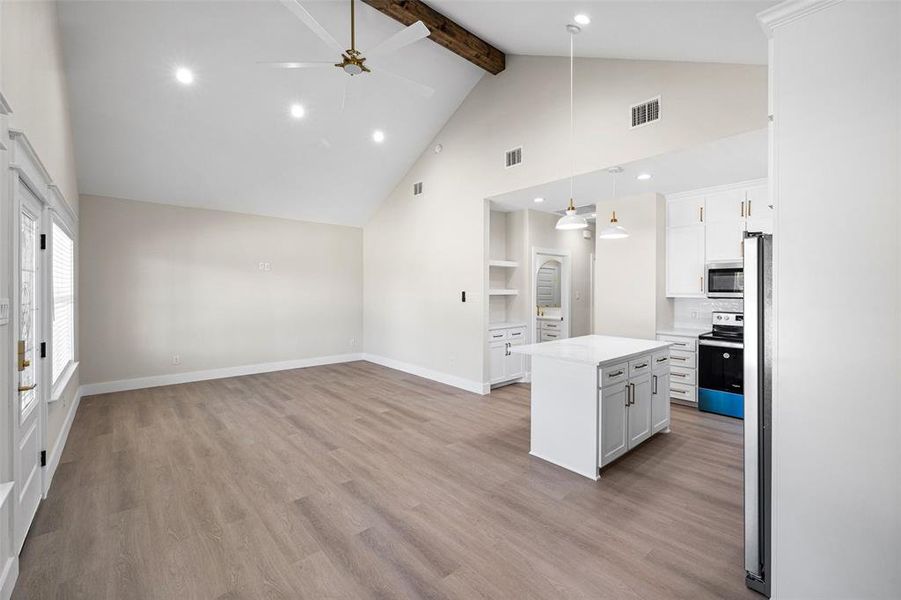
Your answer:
[574,14,591,26]
[290,103,306,119]
[637,173,652,181]
[175,67,194,85]
[534,197,544,203]
[372,130,385,143]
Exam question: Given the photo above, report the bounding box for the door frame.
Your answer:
[9,167,49,552]
[531,247,572,343]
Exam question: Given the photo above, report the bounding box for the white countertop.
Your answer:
[656,326,711,338]
[488,322,527,331]
[510,334,671,366]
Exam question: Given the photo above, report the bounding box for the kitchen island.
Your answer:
[510,335,672,479]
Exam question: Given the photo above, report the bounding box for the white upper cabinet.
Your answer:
[666,195,704,228]
[666,179,769,297]
[705,189,746,262]
[666,224,705,297]
[744,184,773,234]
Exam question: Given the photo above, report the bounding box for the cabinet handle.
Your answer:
[700,276,704,293]
[505,342,511,356]
[748,200,752,216]
[656,356,667,363]
[609,370,624,378]
[635,363,647,370]
[699,206,704,223]
[624,384,630,407]
[630,383,636,405]
[653,375,658,395]
[672,356,688,362]
[673,372,687,378]
[741,200,745,218]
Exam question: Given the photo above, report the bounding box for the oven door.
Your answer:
[699,340,744,394]
[706,263,744,298]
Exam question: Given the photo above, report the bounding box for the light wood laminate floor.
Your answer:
[14,361,757,599]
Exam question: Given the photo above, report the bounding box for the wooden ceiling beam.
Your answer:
[362,0,505,75]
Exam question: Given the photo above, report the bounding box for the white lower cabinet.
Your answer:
[489,325,527,387]
[651,366,671,433]
[656,334,699,406]
[599,352,670,467]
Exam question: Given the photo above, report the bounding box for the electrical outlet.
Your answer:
[258,262,271,271]
[172,354,180,365]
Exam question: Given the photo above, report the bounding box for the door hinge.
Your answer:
[40,450,46,467]
[40,234,46,250]
[40,342,46,358]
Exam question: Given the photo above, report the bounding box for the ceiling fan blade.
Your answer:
[258,61,335,69]
[366,20,430,58]
[374,66,435,98]
[279,0,346,56]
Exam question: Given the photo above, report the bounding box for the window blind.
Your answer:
[52,223,74,384]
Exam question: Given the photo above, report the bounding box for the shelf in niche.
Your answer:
[489,289,519,296]
[488,260,518,268]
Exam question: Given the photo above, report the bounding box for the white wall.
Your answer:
[765,1,901,597]
[594,193,671,339]
[79,195,363,387]
[364,54,767,389]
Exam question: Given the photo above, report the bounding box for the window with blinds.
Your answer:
[52,222,75,384]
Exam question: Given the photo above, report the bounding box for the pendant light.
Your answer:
[598,166,630,239]
[556,25,588,231]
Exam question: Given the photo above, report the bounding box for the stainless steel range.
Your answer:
[698,311,744,418]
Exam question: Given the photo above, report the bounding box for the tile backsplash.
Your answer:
[674,297,743,329]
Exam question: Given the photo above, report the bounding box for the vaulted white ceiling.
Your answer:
[430,1,774,65]
[57,1,484,226]
[58,1,772,226]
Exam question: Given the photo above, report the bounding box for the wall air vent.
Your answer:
[505,146,523,168]
[413,181,423,196]
[630,96,661,128]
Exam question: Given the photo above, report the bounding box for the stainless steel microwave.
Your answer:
[706,261,744,298]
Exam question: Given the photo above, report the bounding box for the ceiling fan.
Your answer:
[262,0,435,103]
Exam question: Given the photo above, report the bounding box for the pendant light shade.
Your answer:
[556,199,589,230]
[555,25,587,232]
[598,211,629,239]
[598,167,629,240]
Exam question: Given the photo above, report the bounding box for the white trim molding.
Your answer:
[0,91,11,115]
[43,386,82,497]
[363,354,488,395]
[80,353,365,396]
[0,482,16,600]
[758,0,843,36]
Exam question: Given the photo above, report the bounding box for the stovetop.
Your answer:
[700,311,744,343]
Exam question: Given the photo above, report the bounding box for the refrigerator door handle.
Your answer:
[743,234,761,579]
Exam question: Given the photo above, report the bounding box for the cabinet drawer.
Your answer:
[670,382,697,403]
[652,351,670,371]
[488,329,508,342]
[540,320,562,331]
[600,362,628,388]
[669,366,696,385]
[669,350,697,369]
[507,328,526,340]
[629,356,652,378]
[541,331,561,342]
[657,335,697,353]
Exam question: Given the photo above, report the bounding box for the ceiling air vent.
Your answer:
[413,181,423,196]
[505,146,523,168]
[630,96,661,128]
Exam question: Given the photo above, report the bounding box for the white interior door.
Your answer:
[14,185,44,551]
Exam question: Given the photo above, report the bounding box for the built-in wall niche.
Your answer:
[487,209,526,325]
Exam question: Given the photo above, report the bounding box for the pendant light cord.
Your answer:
[569,32,574,208]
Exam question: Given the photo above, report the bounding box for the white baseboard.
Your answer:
[0,556,17,600]
[362,354,487,395]
[43,386,83,496]
[79,353,365,397]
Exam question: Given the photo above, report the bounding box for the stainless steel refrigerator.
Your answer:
[743,233,772,597]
